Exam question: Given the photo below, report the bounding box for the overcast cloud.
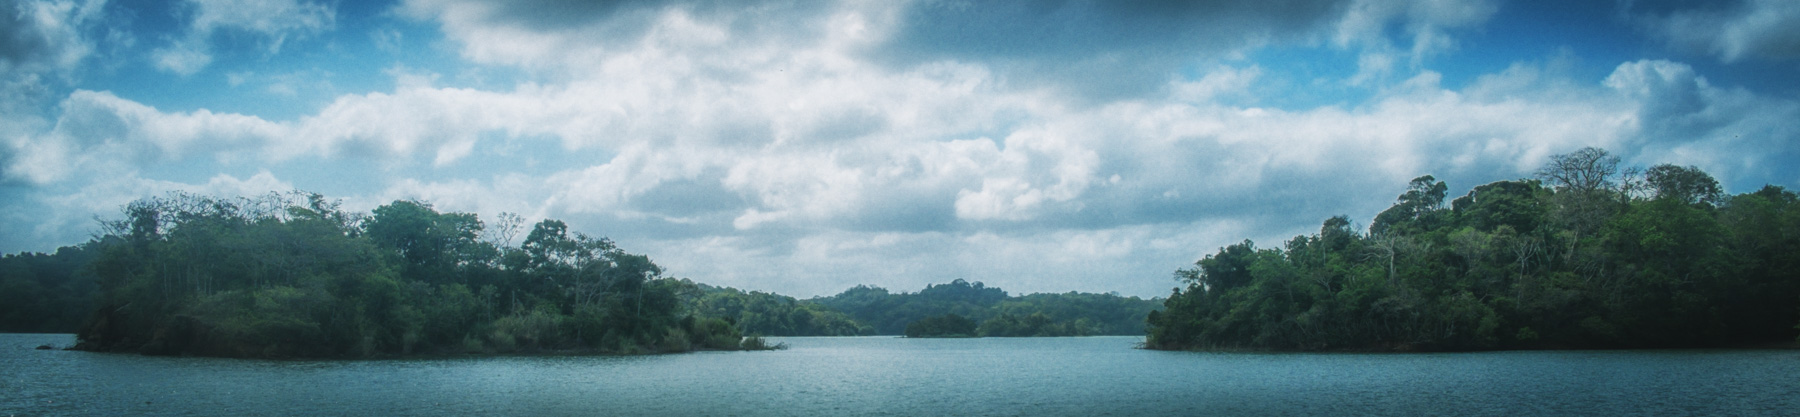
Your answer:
[2,0,1796,298]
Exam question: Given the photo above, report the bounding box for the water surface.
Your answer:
[3,334,1795,416]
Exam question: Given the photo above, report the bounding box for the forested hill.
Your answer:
[1147,147,1800,352]
[810,279,1163,336]
[59,193,772,358]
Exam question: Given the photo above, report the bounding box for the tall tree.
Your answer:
[364,200,489,283]
[1536,146,1619,193]
[1645,164,1723,206]
[1373,175,1448,235]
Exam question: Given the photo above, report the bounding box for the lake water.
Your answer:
[3,333,1796,416]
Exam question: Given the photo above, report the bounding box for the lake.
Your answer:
[3,333,1796,416]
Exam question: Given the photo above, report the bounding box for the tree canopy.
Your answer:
[1147,148,1800,351]
[66,192,771,358]
[812,279,1162,337]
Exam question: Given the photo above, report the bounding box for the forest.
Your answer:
[0,245,101,333]
[810,279,1163,337]
[1147,147,1800,351]
[0,195,1162,356]
[38,193,769,357]
[639,279,1163,337]
[685,284,874,336]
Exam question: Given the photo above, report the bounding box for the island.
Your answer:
[57,194,777,358]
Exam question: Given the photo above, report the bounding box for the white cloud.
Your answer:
[1635,0,1800,62]
[1335,0,1498,83]
[642,220,1253,298]
[30,170,295,246]
[1,0,99,75]
[151,0,335,75]
[1,0,107,183]
[1603,59,1800,186]
[150,40,210,75]
[185,0,331,38]
[6,90,284,183]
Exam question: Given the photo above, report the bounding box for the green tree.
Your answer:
[1645,164,1723,206]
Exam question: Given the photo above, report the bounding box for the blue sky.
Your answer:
[3,0,1797,298]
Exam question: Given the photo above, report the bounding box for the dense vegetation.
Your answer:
[686,284,873,336]
[0,191,1152,355]
[904,314,978,338]
[1147,147,1800,351]
[66,193,770,358]
[812,279,1163,337]
[0,245,101,333]
[2,204,1159,351]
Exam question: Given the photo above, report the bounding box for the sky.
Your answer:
[2,0,1797,298]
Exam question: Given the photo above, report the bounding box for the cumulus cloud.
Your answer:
[1630,0,1800,62]
[18,170,296,250]
[151,0,335,75]
[1,0,107,184]
[0,0,98,76]
[6,90,283,184]
[1604,59,1800,186]
[1335,0,1498,84]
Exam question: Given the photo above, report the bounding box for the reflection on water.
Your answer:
[3,333,1796,416]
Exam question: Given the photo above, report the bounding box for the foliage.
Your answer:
[68,192,766,357]
[904,313,978,338]
[15,193,1159,350]
[812,279,1162,336]
[686,284,873,336]
[1147,148,1800,351]
[0,244,101,332]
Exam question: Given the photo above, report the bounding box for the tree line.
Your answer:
[811,279,1164,337]
[0,245,101,333]
[685,284,873,336]
[57,192,771,357]
[1147,147,1800,351]
[1,195,1162,354]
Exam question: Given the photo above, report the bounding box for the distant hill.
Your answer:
[808,279,1163,336]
